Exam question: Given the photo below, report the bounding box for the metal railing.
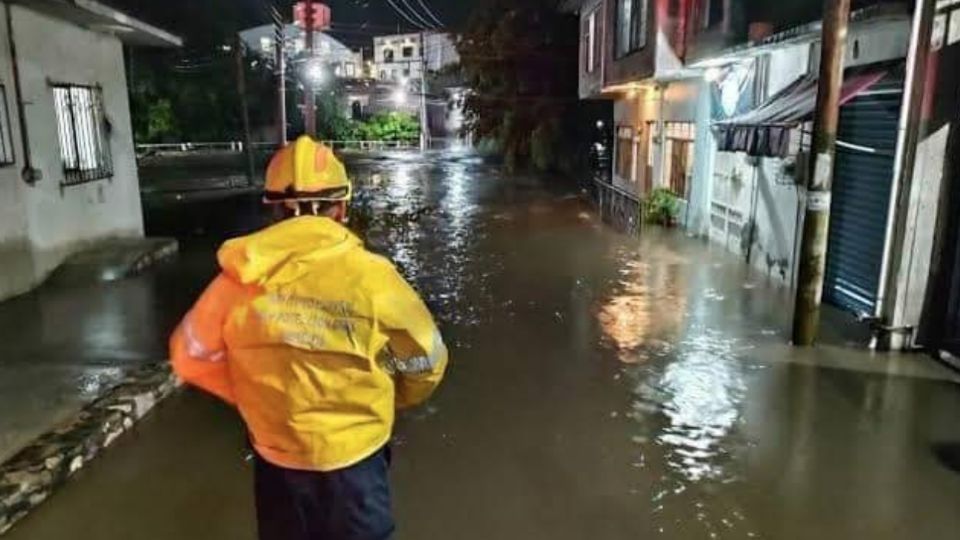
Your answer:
[594,178,644,236]
[136,139,421,156]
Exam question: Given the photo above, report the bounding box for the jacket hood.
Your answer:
[218,216,362,286]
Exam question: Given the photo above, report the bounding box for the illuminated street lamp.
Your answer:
[392,88,407,105]
[303,58,326,85]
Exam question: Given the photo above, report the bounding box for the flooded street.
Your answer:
[7,150,960,539]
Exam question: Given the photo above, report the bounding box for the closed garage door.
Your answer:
[824,76,903,316]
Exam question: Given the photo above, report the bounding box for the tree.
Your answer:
[458,0,600,173]
[114,0,279,143]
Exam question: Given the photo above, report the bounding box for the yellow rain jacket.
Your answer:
[170,216,448,471]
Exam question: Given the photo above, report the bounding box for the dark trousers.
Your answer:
[254,447,394,540]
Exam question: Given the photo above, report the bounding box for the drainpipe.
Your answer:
[4,1,37,184]
[871,0,934,348]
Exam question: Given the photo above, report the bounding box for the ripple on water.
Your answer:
[622,326,757,538]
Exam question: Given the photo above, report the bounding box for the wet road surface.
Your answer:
[7,150,960,539]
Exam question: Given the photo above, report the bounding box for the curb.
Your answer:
[0,364,181,535]
[127,239,179,278]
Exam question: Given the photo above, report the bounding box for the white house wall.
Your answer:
[0,9,31,297]
[703,18,909,285]
[612,96,640,191]
[0,6,143,300]
[689,78,715,237]
[709,43,811,282]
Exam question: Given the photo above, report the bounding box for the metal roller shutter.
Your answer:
[823,76,903,316]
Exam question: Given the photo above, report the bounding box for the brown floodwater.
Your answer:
[6,149,960,539]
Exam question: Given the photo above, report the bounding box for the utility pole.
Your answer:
[791,0,851,346]
[303,0,317,137]
[276,20,287,145]
[419,31,429,151]
[235,35,255,186]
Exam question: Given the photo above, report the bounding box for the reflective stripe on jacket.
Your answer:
[170,216,448,471]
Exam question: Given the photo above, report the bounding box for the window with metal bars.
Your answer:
[52,84,112,185]
[0,85,15,166]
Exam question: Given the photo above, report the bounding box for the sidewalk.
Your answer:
[0,238,213,533]
[0,238,190,464]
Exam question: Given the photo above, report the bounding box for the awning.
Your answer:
[713,70,887,158]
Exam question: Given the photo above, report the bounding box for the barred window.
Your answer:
[52,84,112,185]
[0,85,15,165]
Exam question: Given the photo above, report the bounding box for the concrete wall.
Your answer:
[0,6,143,300]
[613,95,640,192]
[0,2,33,298]
[688,78,715,237]
[708,44,811,283]
[702,17,909,284]
[603,0,657,87]
[579,0,605,98]
[423,33,459,72]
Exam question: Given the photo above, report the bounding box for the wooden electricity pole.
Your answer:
[791,0,851,346]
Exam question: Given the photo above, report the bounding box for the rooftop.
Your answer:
[16,0,182,48]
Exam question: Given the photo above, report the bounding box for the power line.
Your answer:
[414,0,444,28]
[384,0,430,30]
[397,0,437,29]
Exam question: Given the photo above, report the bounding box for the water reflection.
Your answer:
[597,252,687,363]
[352,155,487,329]
[644,329,747,483]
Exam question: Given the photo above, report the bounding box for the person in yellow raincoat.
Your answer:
[170,136,448,540]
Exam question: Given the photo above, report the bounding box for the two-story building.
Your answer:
[0,0,180,301]
[372,31,459,82]
[240,23,364,80]
[576,0,958,351]
[575,0,709,233]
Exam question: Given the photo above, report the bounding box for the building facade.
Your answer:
[0,1,180,301]
[576,0,956,351]
[240,23,364,79]
[372,31,459,82]
[912,0,960,363]
[576,0,708,233]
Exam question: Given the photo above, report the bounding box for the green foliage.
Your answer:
[356,113,420,142]
[144,98,177,142]
[458,0,601,174]
[129,49,276,143]
[644,188,682,226]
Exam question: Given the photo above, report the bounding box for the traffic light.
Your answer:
[294,2,330,31]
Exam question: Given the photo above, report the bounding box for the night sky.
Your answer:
[314,0,478,49]
[108,0,478,51]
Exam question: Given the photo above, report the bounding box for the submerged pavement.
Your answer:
[6,150,960,539]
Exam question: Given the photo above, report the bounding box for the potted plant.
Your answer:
[644,188,681,227]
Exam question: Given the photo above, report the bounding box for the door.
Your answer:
[823,77,903,316]
[669,139,692,198]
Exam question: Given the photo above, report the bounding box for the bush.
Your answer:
[356,112,420,142]
[644,188,681,226]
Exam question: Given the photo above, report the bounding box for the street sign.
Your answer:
[294,2,331,31]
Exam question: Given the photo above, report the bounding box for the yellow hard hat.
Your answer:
[263,136,352,204]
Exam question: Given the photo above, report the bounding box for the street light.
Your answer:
[303,58,326,85]
[392,88,407,105]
